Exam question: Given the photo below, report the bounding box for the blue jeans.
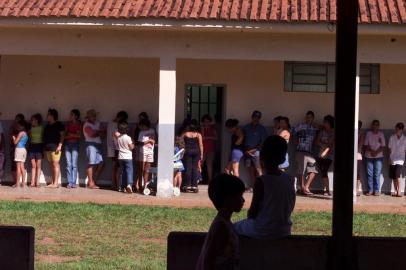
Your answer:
[119,159,133,189]
[366,158,383,193]
[65,142,79,186]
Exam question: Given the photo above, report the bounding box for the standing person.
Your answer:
[234,136,296,239]
[196,174,245,270]
[243,111,268,188]
[12,120,29,187]
[225,119,244,177]
[83,109,104,189]
[0,116,5,183]
[28,114,44,187]
[10,114,26,183]
[65,109,81,189]
[364,120,385,196]
[201,114,217,183]
[316,115,335,196]
[181,119,203,193]
[173,136,185,196]
[277,117,291,171]
[294,111,319,195]
[44,109,64,188]
[132,112,150,146]
[107,111,128,190]
[116,121,135,194]
[135,119,156,193]
[388,122,405,197]
[356,121,365,196]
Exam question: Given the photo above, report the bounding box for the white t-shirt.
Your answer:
[138,129,155,155]
[106,121,118,157]
[117,134,133,160]
[83,121,102,144]
[388,134,406,165]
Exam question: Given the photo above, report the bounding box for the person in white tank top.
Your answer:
[234,135,296,239]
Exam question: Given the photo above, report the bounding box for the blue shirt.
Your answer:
[243,124,268,150]
[17,133,28,148]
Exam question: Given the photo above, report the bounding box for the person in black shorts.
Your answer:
[388,122,405,197]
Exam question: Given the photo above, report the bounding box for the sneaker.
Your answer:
[125,185,133,194]
[67,184,72,189]
[173,187,181,197]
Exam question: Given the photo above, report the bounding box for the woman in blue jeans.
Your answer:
[363,120,385,196]
[65,110,81,188]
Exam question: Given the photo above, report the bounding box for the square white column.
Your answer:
[157,57,176,197]
[353,62,360,202]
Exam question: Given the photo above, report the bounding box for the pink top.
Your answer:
[364,130,386,159]
[202,125,217,154]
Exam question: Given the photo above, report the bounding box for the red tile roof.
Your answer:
[0,0,405,24]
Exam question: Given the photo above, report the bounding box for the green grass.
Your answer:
[0,201,405,269]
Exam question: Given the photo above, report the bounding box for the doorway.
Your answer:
[185,84,225,184]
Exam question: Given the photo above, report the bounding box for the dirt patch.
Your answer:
[38,237,55,245]
[37,254,81,263]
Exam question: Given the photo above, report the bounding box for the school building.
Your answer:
[0,1,405,196]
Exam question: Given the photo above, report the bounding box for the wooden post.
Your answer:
[332,0,359,269]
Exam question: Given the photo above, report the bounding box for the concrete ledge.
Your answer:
[167,232,406,270]
[0,226,35,270]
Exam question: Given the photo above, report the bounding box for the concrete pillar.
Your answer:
[157,56,176,197]
[353,62,360,202]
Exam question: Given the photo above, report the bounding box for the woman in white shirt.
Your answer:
[388,122,405,197]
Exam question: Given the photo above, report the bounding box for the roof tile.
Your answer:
[0,0,404,24]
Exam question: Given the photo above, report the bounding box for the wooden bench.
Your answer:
[0,226,35,270]
[167,232,406,270]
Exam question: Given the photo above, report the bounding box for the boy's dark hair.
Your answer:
[32,113,43,125]
[71,109,81,121]
[260,135,288,167]
[118,121,129,134]
[139,118,151,129]
[324,115,335,129]
[139,112,149,120]
[274,116,283,122]
[208,174,245,211]
[306,111,315,118]
[48,108,59,121]
[186,119,199,132]
[15,113,25,121]
[16,120,27,132]
[280,117,291,129]
[116,111,129,121]
[201,114,213,122]
[372,119,380,126]
[396,122,404,130]
[225,119,239,128]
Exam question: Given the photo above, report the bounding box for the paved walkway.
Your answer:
[0,185,405,214]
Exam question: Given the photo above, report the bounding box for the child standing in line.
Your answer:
[65,109,82,189]
[13,120,29,187]
[388,122,406,197]
[135,119,155,193]
[116,121,135,194]
[173,137,185,196]
[29,114,44,187]
[234,135,296,239]
[196,174,245,270]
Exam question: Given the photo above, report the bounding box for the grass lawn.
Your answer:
[0,201,405,270]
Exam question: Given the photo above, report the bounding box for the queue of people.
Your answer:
[0,108,405,197]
